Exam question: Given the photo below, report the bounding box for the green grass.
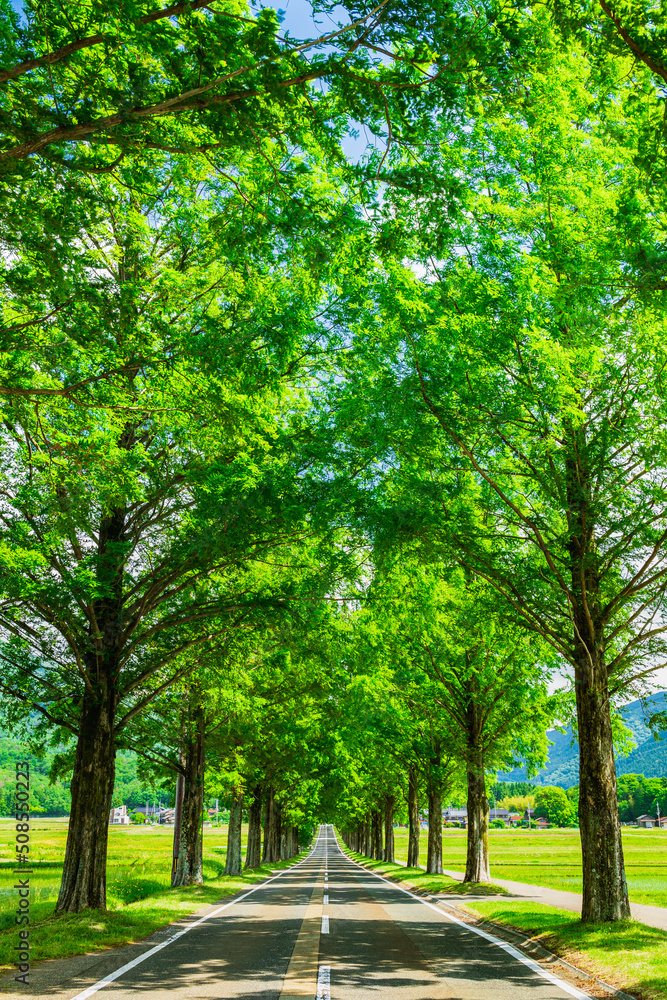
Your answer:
[345,852,508,897]
[462,900,667,1000]
[390,826,667,907]
[0,819,301,970]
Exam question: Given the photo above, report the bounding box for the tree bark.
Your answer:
[566,427,630,921]
[245,784,262,869]
[363,815,371,856]
[280,807,289,860]
[172,697,205,887]
[383,794,395,862]
[263,786,280,863]
[171,770,185,880]
[576,648,630,920]
[224,788,244,876]
[274,800,283,862]
[464,756,490,882]
[262,786,271,861]
[407,766,420,868]
[56,505,126,913]
[371,807,383,860]
[426,784,443,874]
[55,682,116,912]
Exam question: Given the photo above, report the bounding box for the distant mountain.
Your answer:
[500,692,667,789]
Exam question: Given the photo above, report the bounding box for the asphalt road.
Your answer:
[60,825,590,1000]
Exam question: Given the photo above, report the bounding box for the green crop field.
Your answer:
[0,818,292,971]
[390,826,667,907]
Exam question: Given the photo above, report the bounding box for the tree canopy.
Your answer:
[1,0,666,926]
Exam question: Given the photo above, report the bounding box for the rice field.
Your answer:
[390,825,667,906]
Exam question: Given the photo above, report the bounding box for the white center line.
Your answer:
[317,964,331,999]
[323,894,329,905]
[321,915,329,934]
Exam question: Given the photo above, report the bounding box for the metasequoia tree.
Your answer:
[0,0,529,171]
[339,46,667,919]
[0,150,350,911]
[387,568,551,882]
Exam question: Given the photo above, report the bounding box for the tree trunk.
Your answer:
[262,786,271,861]
[576,649,630,920]
[224,788,244,876]
[407,766,420,868]
[275,801,283,861]
[172,698,205,887]
[383,794,395,862]
[171,770,185,880]
[245,784,262,869]
[371,807,383,860]
[55,683,116,912]
[56,505,127,913]
[280,806,289,860]
[426,785,443,874]
[363,815,371,856]
[465,756,490,882]
[263,787,280,863]
[566,428,630,921]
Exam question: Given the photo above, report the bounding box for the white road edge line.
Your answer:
[316,964,331,999]
[70,828,327,1000]
[332,827,590,1000]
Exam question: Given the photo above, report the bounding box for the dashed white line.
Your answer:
[321,915,329,934]
[317,964,331,999]
[323,894,329,904]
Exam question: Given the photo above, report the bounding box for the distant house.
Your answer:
[109,805,130,825]
[659,816,667,829]
[133,804,160,818]
[159,807,175,824]
[443,807,467,827]
[637,814,656,828]
[489,808,510,822]
[508,813,522,827]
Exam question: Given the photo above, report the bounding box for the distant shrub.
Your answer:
[490,818,506,829]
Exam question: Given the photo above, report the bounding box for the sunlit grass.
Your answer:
[0,819,296,970]
[389,826,667,907]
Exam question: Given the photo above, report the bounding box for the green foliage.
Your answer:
[616,774,667,823]
[534,786,576,828]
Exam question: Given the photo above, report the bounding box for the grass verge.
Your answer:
[462,900,667,1000]
[0,852,305,971]
[344,851,509,896]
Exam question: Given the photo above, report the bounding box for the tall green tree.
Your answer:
[334,44,667,919]
[0,147,355,911]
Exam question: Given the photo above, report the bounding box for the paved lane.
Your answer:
[53,824,589,1000]
[319,827,587,1000]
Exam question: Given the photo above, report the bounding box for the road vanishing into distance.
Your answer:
[63,825,590,1000]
